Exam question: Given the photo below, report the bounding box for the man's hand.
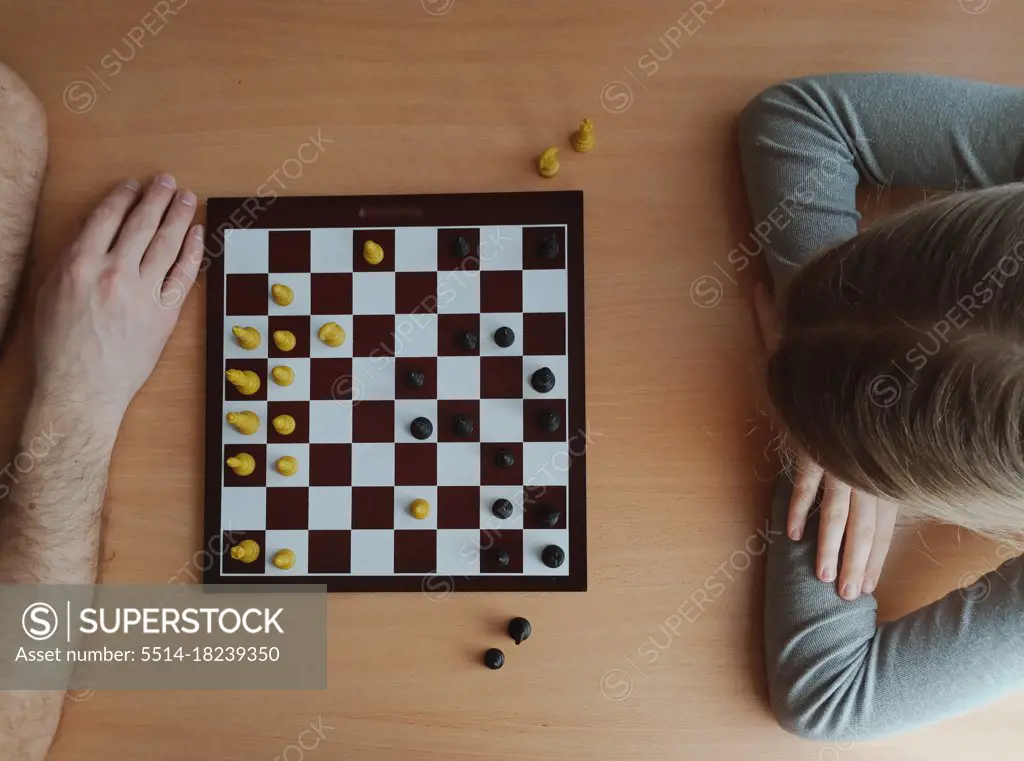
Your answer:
[33,174,203,432]
[753,282,898,599]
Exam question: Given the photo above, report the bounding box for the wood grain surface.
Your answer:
[0,1,1021,759]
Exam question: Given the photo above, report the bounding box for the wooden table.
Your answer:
[1,1,1022,758]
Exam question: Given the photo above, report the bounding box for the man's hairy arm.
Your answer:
[0,63,47,342]
[0,401,115,584]
[0,399,116,761]
[0,175,203,761]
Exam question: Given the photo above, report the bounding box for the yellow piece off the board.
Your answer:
[537,147,560,178]
[571,117,595,153]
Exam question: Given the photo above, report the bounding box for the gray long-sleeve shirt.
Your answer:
[738,74,1024,741]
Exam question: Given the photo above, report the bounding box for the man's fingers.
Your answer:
[159,224,204,311]
[862,499,899,595]
[111,173,178,266]
[73,180,142,258]
[788,455,824,541]
[816,475,852,583]
[837,491,877,600]
[753,281,780,353]
[141,188,197,282]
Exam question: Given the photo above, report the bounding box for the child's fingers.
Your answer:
[861,499,899,595]
[816,474,852,584]
[788,454,824,541]
[837,491,877,600]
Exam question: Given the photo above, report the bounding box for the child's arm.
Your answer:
[739,73,1024,284]
[743,73,1024,740]
[766,474,1024,741]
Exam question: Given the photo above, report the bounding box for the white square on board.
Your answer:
[266,273,312,316]
[265,530,310,575]
[311,229,353,273]
[353,272,396,314]
[267,358,311,402]
[266,443,310,488]
[395,228,439,271]
[478,226,523,270]
[351,443,395,486]
[309,400,353,444]
[393,313,438,358]
[522,355,569,400]
[225,316,269,360]
[479,399,524,442]
[437,271,480,314]
[394,399,438,444]
[352,356,396,401]
[480,486,525,530]
[436,357,480,399]
[436,529,482,576]
[308,486,352,529]
[394,486,438,529]
[522,269,568,313]
[350,530,395,575]
[222,488,267,531]
[523,442,570,487]
[480,313,524,356]
[223,401,268,445]
[224,229,269,274]
[523,529,570,576]
[437,442,480,486]
[309,315,354,359]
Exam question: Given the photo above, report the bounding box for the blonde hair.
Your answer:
[769,184,1024,539]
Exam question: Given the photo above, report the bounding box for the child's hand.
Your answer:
[753,282,898,600]
[787,456,898,598]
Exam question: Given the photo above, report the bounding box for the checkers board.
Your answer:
[203,192,587,591]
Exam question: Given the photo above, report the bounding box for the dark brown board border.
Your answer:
[203,192,586,592]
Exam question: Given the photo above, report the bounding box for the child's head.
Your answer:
[768,184,1024,537]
